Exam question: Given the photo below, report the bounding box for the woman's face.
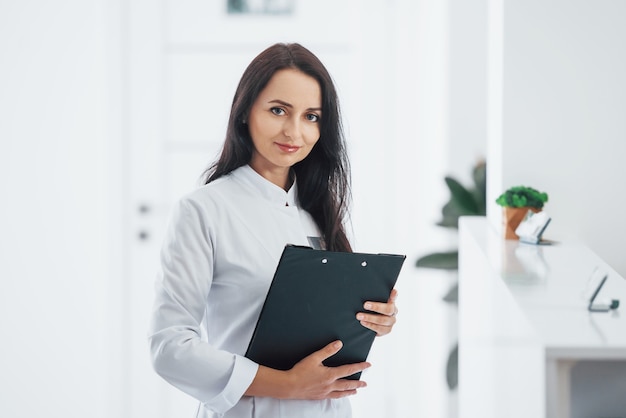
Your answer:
[247,68,322,185]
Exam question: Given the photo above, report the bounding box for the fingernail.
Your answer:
[334,340,343,349]
[364,303,372,310]
[356,313,364,320]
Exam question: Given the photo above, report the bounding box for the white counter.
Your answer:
[459,216,626,418]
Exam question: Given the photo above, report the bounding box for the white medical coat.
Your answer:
[149,165,351,418]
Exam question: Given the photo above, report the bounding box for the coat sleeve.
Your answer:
[148,197,258,414]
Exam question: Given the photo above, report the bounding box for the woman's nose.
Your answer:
[283,117,303,140]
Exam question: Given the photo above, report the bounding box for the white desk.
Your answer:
[458,217,626,418]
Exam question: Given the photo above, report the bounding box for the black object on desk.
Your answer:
[245,244,406,380]
[586,267,620,312]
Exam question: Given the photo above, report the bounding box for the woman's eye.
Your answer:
[270,107,285,116]
[306,113,319,122]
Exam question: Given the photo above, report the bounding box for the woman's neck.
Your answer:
[248,164,293,191]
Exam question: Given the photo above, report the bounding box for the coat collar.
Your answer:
[231,165,298,207]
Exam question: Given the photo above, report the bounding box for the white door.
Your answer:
[125,1,356,416]
[126,1,208,416]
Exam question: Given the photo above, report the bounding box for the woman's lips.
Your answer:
[275,143,301,153]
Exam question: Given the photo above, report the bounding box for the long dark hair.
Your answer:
[203,43,352,252]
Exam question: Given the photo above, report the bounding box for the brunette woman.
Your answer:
[149,43,398,418]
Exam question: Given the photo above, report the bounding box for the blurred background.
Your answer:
[1,1,625,417]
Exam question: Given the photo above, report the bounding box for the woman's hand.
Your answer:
[285,340,370,399]
[356,288,398,336]
[246,340,370,400]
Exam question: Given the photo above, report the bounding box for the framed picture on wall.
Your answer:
[227,0,295,15]
[165,1,351,46]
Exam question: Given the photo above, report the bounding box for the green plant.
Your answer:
[415,161,486,391]
[416,161,486,271]
[495,185,548,209]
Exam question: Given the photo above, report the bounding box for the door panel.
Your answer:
[128,1,199,417]
[165,52,254,143]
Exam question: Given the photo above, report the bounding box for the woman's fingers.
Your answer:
[287,340,370,400]
[310,341,371,378]
[358,289,399,336]
[363,300,397,316]
[304,339,343,365]
[357,312,397,336]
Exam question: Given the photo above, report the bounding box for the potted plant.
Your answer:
[415,161,486,390]
[495,186,549,239]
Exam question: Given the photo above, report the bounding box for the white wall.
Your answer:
[448,0,488,183]
[487,0,626,276]
[0,1,114,417]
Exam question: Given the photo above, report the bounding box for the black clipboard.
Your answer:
[245,244,406,380]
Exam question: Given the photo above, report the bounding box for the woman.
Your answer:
[149,43,399,418]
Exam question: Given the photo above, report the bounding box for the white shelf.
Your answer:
[458,216,626,418]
